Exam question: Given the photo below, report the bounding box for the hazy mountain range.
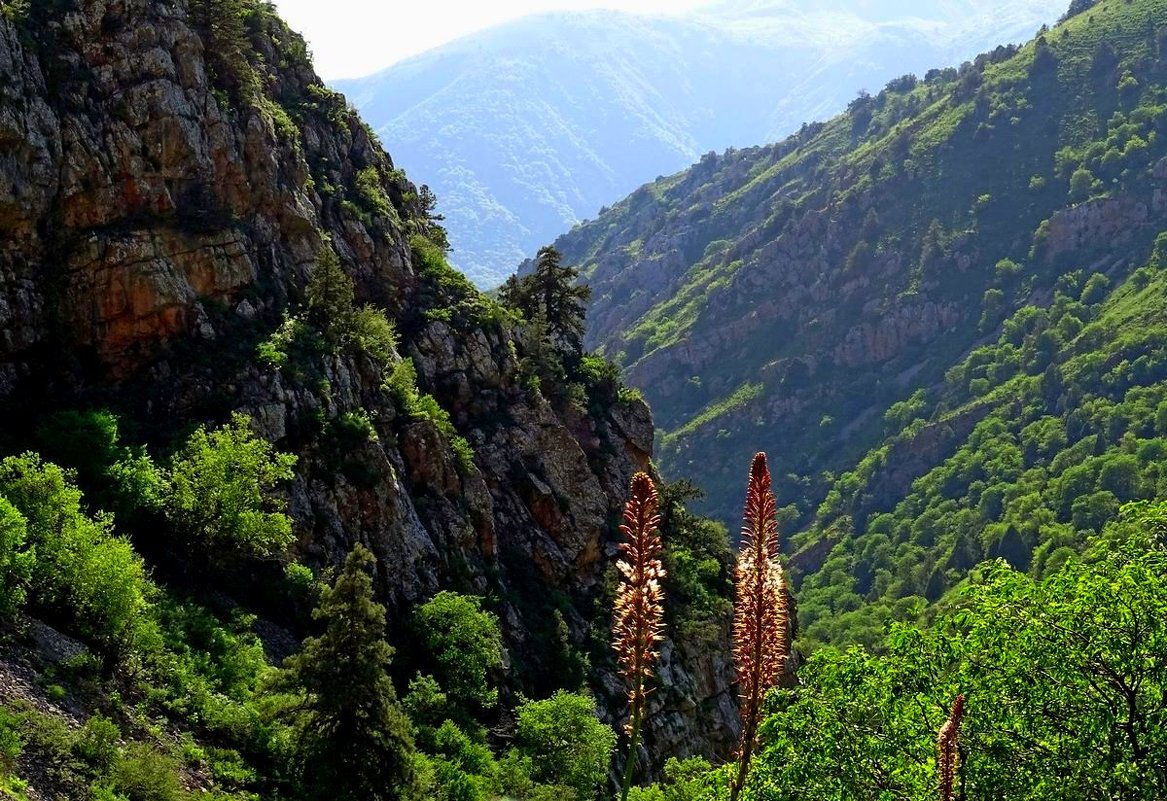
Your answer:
[335,0,1067,286]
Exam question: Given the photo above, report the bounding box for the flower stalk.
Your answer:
[730,453,789,801]
[938,694,966,801]
[612,472,666,801]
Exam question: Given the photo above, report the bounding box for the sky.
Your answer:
[269,0,708,80]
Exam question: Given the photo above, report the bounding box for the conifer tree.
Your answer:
[280,544,420,801]
[500,246,591,353]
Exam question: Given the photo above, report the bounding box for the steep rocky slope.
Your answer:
[546,0,1167,530]
[336,0,1064,287]
[0,0,735,771]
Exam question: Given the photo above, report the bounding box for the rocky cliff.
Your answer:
[0,0,736,771]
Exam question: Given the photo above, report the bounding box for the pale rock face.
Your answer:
[0,0,736,773]
[1044,195,1149,261]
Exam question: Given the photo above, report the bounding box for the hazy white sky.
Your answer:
[270,0,708,79]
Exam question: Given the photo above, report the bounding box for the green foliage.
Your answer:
[34,410,167,519]
[150,597,275,755]
[412,592,504,711]
[256,315,306,370]
[424,721,499,801]
[384,359,475,471]
[278,545,420,801]
[305,249,399,367]
[1069,165,1101,200]
[165,413,296,560]
[0,707,23,779]
[500,247,592,354]
[657,480,733,646]
[187,0,261,106]
[513,691,615,801]
[74,716,120,774]
[112,743,185,801]
[261,249,398,375]
[411,234,513,331]
[0,455,158,661]
[353,166,394,222]
[798,251,1167,648]
[627,757,725,801]
[747,505,1167,800]
[402,674,450,731]
[0,499,30,617]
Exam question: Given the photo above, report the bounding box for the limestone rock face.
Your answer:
[0,0,735,773]
[1044,195,1148,261]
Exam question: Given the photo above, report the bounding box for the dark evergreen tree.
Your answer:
[280,544,420,801]
[305,248,356,337]
[416,185,450,252]
[500,246,591,352]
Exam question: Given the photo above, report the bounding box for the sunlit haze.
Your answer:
[269,0,709,79]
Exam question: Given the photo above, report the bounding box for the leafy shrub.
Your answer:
[628,757,723,801]
[165,413,296,560]
[0,456,158,661]
[74,715,120,774]
[262,248,398,374]
[0,706,23,777]
[256,315,306,369]
[354,167,394,222]
[384,359,474,471]
[0,498,30,616]
[35,410,166,519]
[513,691,615,801]
[112,743,185,801]
[412,593,504,711]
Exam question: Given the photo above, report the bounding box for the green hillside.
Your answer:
[550,0,1167,549]
[797,244,1167,647]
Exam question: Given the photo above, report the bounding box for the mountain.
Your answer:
[547,0,1167,636]
[0,0,737,796]
[333,0,1066,287]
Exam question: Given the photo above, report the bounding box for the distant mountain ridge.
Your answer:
[334,1,1065,287]
[543,0,1167,643]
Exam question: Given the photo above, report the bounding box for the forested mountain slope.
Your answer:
[335,1,1063,287]
[549,0,1167,545]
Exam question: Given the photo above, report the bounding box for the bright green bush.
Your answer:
[412,593,503,710]
[0,455,158,661]
[0,498,30,616]
[513,691,615,801]
[748,505,1167,800]
[165,413,296,559]
[112,743,185,801]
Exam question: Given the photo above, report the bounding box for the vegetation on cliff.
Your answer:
[4,0,1167,800]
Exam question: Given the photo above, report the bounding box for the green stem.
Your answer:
[619,701,643,801]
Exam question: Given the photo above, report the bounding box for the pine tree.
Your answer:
[279,544,420,801]
[500,246,591,353]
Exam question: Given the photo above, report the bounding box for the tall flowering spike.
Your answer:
[613,472,666,801]
[730,453,790,801]
[938,694,966,801]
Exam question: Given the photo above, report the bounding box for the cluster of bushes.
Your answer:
[259,248,398,375]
